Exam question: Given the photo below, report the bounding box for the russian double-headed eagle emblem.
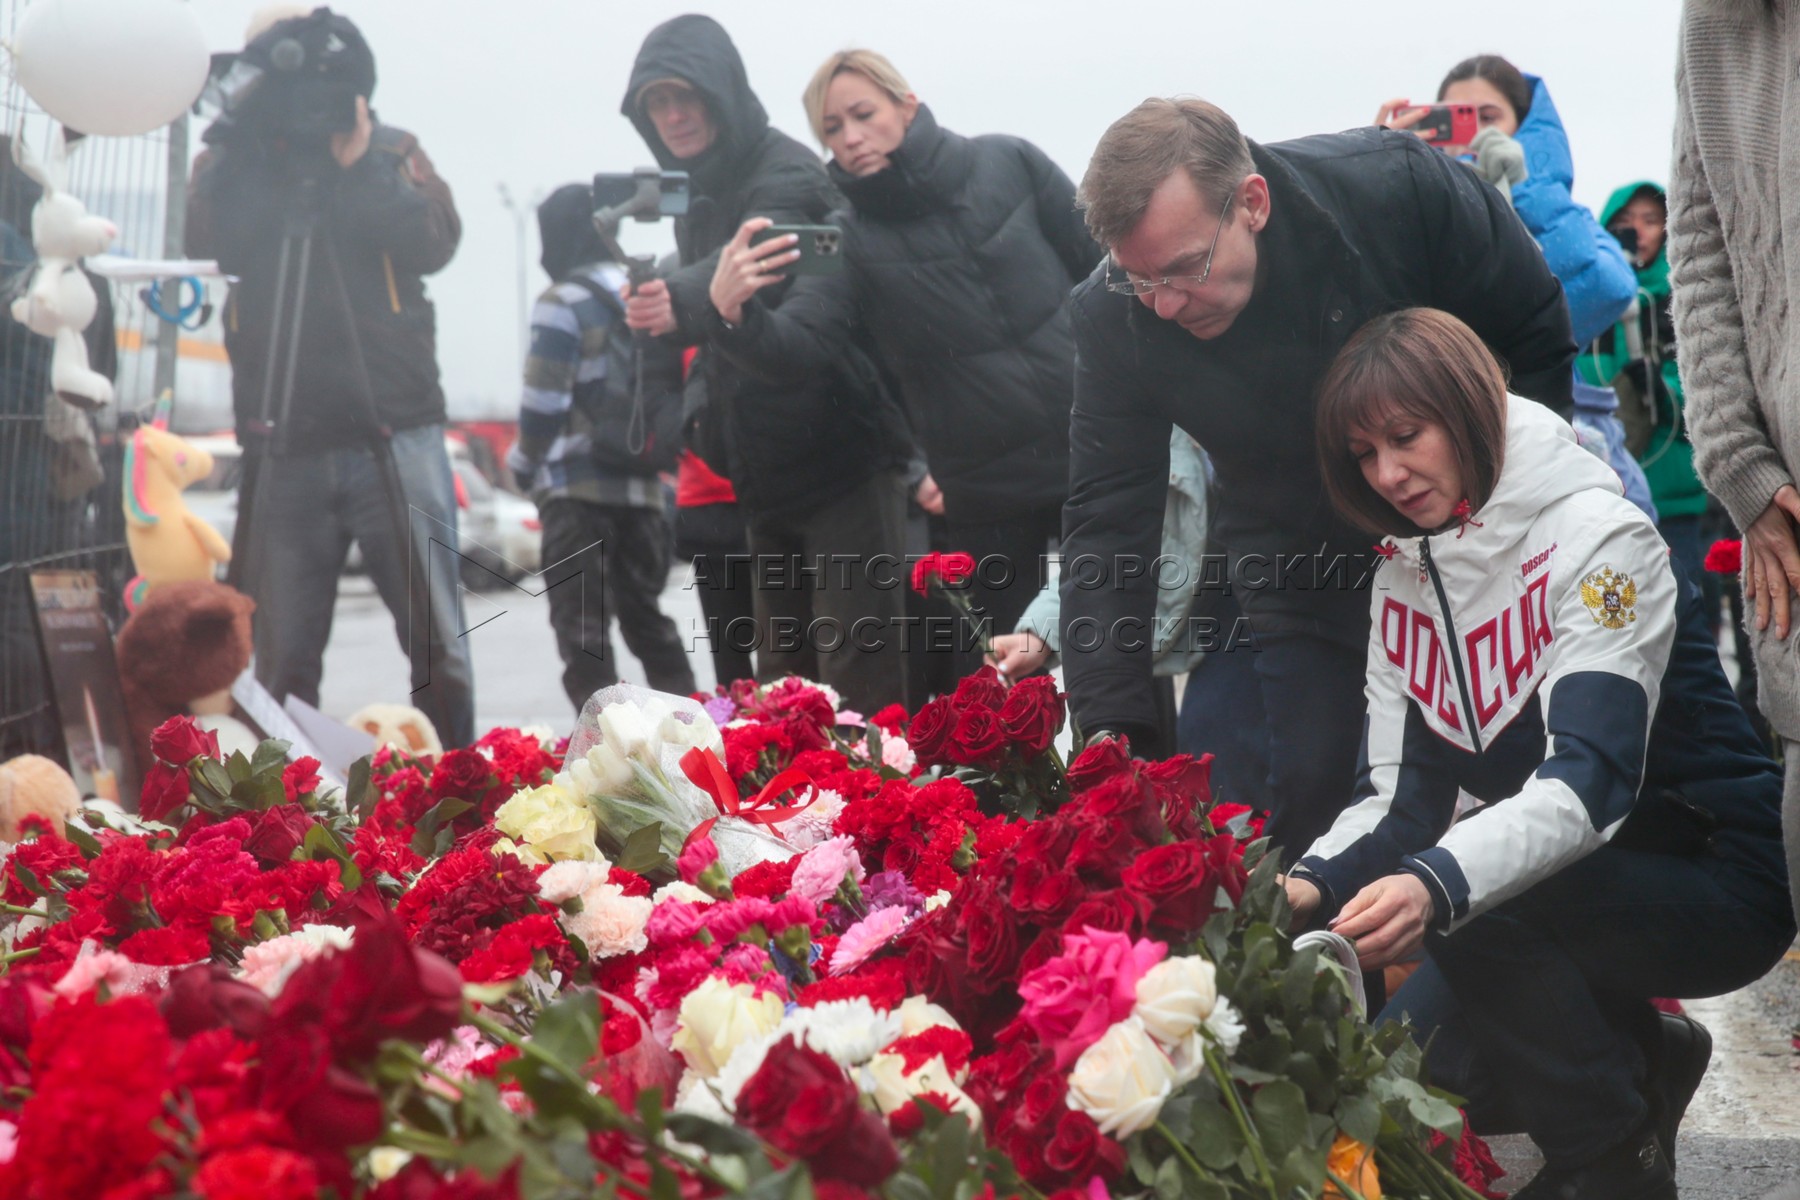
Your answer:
[1580,566,1638,630]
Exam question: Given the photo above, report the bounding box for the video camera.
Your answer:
[202,6,375,147]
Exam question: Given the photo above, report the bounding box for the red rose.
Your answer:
[257,1023,385,1150]
[1013,858,1082,922]
[429,748,495,803]
[139,759,193,823]
[961,883,1021,983]
[736,1036,900,1188]
[162,963,271,1040]
[243,805,317,866]
[952,666,1008,713]
[1121,841,1217,932]
[1018,1070,1070,1132]
[1065,736,1134,792]
[1060,889,1147,938]
[273,912,463,1061]
[948,707,1006,769]
[999,676,1064,754]
[1044,1109,1125,1182]
[151,715,220,764]
[906,695,957,763]
[883,833,926,877]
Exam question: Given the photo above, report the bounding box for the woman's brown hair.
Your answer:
[1315,308,1509,537]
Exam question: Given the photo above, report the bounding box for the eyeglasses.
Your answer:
[1105,190,1235,297]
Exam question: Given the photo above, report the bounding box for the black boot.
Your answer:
[1510,1123,1675,1200]
[1645,1011,1712,1173]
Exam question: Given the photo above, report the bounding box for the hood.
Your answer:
[1599,179,1669,291]
[1514,74,1575,191]
[622,15,768,192]
[537,183,608,281]
[1382,398,1618,568]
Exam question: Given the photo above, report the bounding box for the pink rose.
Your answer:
[1016,927,1168,1069]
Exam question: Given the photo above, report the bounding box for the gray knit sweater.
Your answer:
[1669,0,1800,738]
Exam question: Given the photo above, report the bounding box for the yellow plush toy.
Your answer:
[123,421,232,611]
[0,755,81,842]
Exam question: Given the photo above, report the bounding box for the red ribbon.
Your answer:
[678,746,815,850]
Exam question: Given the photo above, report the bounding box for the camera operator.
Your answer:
[619,15,914,712]
[187,7,473,747]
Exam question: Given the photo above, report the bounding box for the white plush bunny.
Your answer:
[9,125,116,409]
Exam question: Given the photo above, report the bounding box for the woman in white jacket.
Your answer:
[1285,309,1791,1200]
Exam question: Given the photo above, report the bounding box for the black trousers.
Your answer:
[676,501,756,688]
[944,504,1063,678]
[540,499,694,712]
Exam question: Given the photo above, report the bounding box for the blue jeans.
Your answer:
[246,424,475,747]
[1384,842,1793,1166]
[1251,631,1368,864]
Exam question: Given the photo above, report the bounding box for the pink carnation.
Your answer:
[789,836,865,905]
[770,894,817,932]
[646,899,709,946]
[704,897,777,944]
[52,948,135,999]
[1017,926,1168,1069]
[830,906,913,976]
[676,835,720,884]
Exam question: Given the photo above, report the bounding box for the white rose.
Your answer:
[671,978,784,1077]
[867,1052,982,1129]
[1066,1017,1178,1137]
[1133,956,1218,1046]
[367,1147,412,1182]
[895,995,962,1039]
[580,741,636,794]
[597,700,656,763]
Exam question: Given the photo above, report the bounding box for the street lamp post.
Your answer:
[496,183,542,368]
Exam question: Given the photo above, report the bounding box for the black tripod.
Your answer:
[228,160,467,745]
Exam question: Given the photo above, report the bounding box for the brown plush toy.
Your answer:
[116,579,256,771]
[0,755,81,841]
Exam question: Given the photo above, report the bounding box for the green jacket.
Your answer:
[1576,181,1705,519]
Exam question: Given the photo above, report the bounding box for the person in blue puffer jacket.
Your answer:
[1378,56,1636,346]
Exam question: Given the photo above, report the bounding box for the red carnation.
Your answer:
[910,551,977,597]
[1704,539,1743,575]
[151,714,220,764]
[194,1145,320,1200]
[869,703,909,732]
[736,1036,900,1188]
[281,756,323,802]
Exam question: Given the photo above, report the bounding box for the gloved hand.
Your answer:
[1469,126,1528,206]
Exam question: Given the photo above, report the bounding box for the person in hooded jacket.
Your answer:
[1287,309,1791,1200]
[707,48,1101,652]
[621,15,913,713]
[507,184,696,713]
[1378,56,1636,347]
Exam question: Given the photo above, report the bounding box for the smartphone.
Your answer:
[751,224,845,276]
[1409,103,1479,147]
[1610,224,1640,258]
[592,169,691,219]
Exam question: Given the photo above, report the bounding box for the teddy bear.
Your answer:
[116,579,260,770]
[0,755,81,842]
[122,421,232,611]
[8,125,116,410]
[346,703,443,759]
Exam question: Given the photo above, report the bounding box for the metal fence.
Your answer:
[0,0,189,759]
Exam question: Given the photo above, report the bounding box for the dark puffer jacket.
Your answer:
[713,105,1100,521]
[187,123,459,456]
[622,15,908,521]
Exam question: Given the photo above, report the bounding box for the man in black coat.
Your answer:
[621,15,912,711]
[1063,98,1575,860]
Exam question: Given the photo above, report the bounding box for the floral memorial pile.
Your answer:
[0,670,1505,1200]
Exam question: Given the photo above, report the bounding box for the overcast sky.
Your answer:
[184,0,1684,416]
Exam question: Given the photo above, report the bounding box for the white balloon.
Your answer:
[10,0,210,138]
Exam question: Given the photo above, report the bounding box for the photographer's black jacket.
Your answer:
[188,122,460,456]
[1062,129,1577,746]
[623,14,911,522]
[710,105,1100,523]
